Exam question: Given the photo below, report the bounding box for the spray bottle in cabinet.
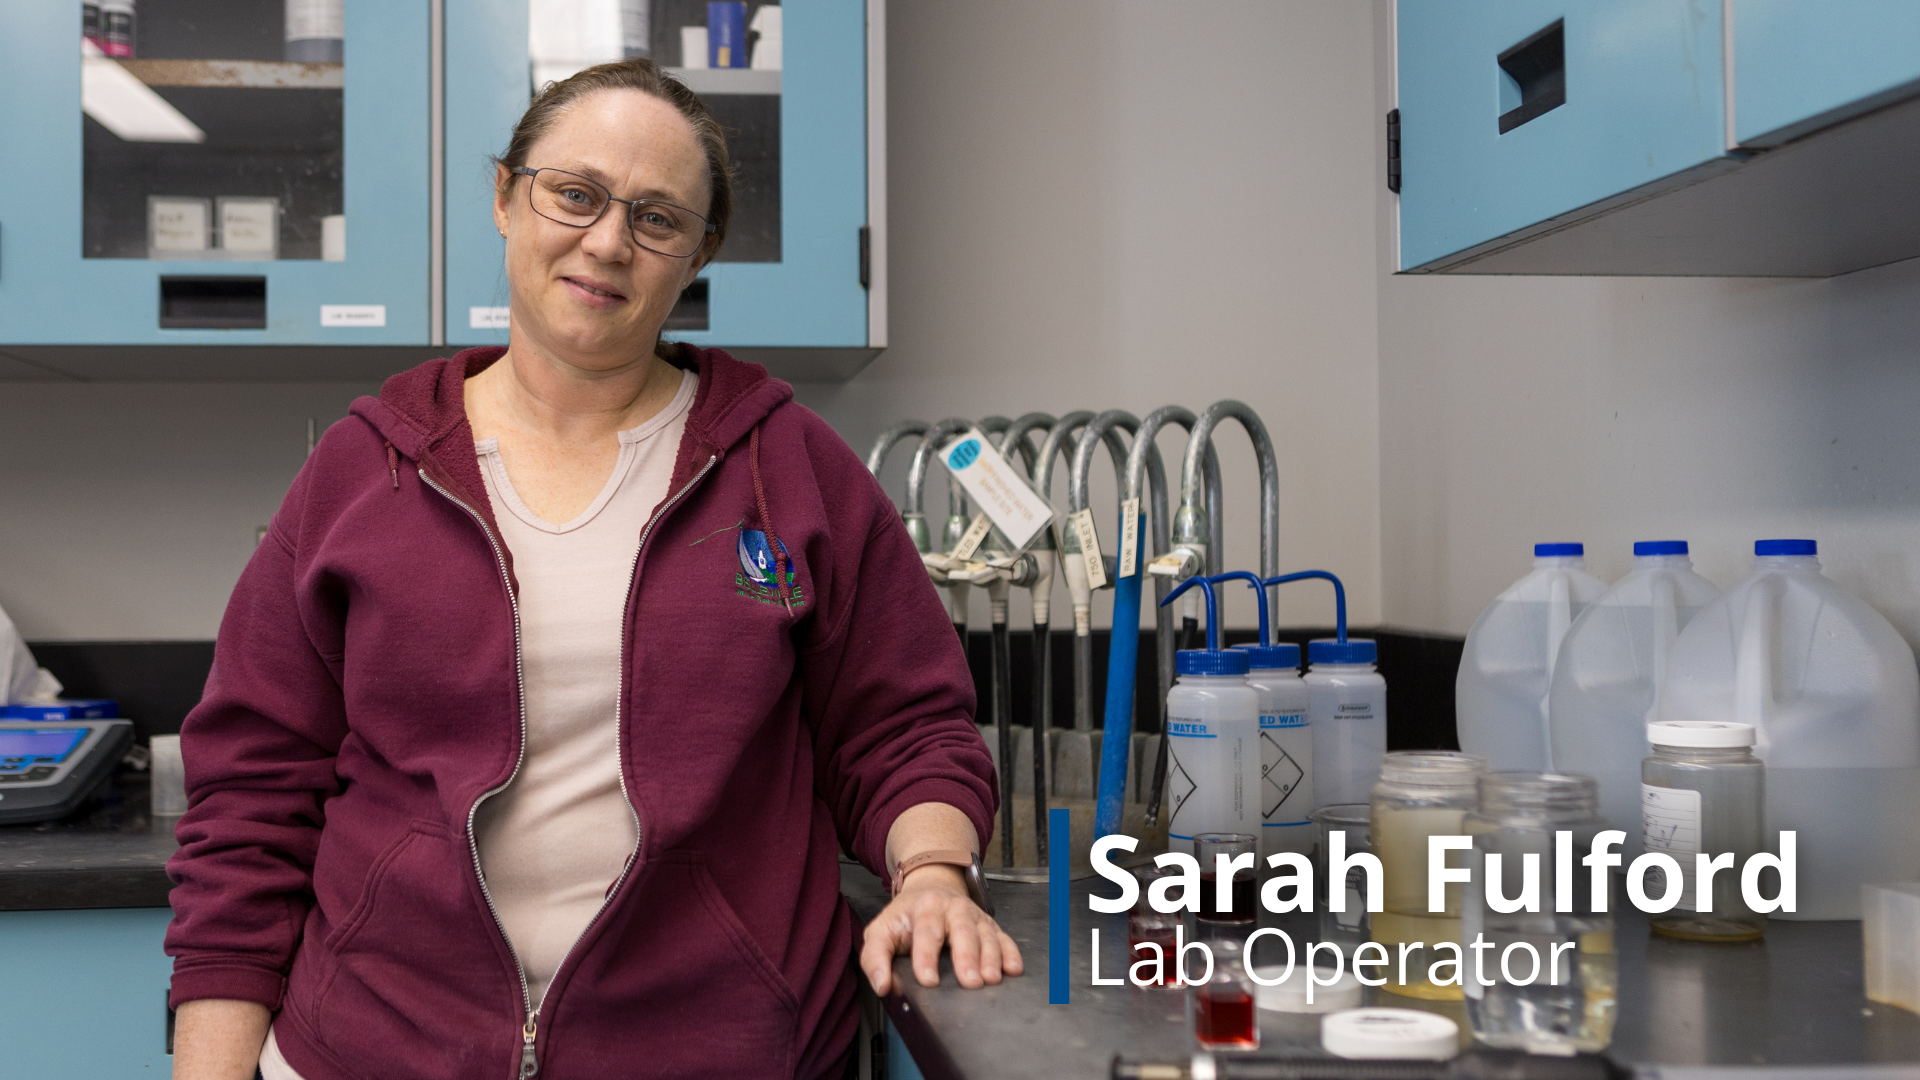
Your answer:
[1158,576,1260,855]
[1213,571,1314,860]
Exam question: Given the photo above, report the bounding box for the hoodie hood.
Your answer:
[349,344,794,518]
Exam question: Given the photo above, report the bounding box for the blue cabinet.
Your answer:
[446,0,879,354]
[1731,0,1920,146]
[0,0,431,346]
[1396,0,1728,272]
[1396,0,1920,276]
[0,908,174,1078]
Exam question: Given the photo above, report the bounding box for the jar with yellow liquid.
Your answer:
[1462,772,1617,1054]
[1368,750,1487,1000]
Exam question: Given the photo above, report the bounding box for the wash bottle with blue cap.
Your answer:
[1158,576,1260,855]
[1258,570,1385,807]
[1214,571,1313,860]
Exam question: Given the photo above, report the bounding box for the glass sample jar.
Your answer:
[1128,865,1181,988]
[1307,803,1371,949]
[1463,772,1616,1054]
[1642,721,1766,942]
[1190,937,1259,1050]
[1369,750,1487,1000]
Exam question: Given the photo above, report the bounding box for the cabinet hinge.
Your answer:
[859,225,872,290]
[1387,108,1401,194]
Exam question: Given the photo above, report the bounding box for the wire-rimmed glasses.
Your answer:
[510,166,716,258]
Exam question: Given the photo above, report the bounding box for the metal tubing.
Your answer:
[1120,406,1221,828]
[1182,400,1281,611]
[865,419,929,479]
[1066,414,1140,734]
[985,415,1052,867]
[904,417,974,553]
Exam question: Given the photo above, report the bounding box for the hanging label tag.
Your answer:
[940,429,1054,550]
[950,512,993,561]
[1118,497,1141,577]
[1071,508,1107,589]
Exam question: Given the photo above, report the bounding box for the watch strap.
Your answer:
[891,849,976,895]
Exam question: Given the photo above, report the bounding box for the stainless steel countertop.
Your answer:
[841,864,1920,1079]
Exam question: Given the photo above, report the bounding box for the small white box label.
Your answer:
[321,305,386,328]
[469,306,511,329]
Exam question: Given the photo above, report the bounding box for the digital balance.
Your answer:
[0,720,134,824]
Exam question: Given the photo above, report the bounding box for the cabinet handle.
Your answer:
[1498,20,1566,134]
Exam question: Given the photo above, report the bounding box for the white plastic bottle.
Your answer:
[1547,541,1720,861]
[1658,539,1920,920]
[1239,641,1313,859]
[1162,580,1261,856]
[1456,543,1608,771]
[1308,638,1387,808]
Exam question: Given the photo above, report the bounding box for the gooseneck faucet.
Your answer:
[977,414,1048,867]
[1144,400,1281,825]
[1114,407,1222,833]
[865,420,929,488]
[905,417,978,636]
[1065,413,1145,739]
[1028,411,1095,852]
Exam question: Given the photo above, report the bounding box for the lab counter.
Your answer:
[841,864,1920,1080]
[0,770,174,910]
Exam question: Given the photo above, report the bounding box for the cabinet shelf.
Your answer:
[662,67,780,96]
[117,60,344,90]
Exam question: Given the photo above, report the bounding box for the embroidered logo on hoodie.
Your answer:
[736,529,805,608]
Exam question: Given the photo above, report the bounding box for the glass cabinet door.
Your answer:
[0,0,429,346]
[446,0,869,349]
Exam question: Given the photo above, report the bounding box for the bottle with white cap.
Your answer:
[1157,576,1260,856]
[1658,538,1920,920]
[1642,720,1765,942]
[1457,543,1608,771]
[1548,540,1720,862]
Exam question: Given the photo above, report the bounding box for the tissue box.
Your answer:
[1864,882,1920,1015]
[0,699,119,721]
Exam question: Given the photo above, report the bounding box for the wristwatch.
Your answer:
[891,849,994,915]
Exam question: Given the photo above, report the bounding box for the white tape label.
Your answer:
[940,429,1054,550]
[469,306,510,329]
[1071,508,1107,590]
[1118,497,1141,577]
[951,513,993,561]
[321,304,386,327]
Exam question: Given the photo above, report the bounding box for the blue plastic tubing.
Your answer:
[1264,570,1347,643]
[1094,506,1147,839]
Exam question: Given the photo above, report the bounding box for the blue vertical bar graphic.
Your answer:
[1048,806,1069,1004]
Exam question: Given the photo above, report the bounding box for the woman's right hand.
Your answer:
[173,998,271,1080]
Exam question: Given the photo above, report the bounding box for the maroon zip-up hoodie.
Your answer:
[165,346,995,1080]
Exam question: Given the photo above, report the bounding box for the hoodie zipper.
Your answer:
[423,454,719,1079]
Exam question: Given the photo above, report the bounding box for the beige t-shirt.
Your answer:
[261,368,698,1080]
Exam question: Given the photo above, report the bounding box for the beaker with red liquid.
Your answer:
[1195,832,1259,925]
[1189,938,1259,1050]
[1127,864,1182,988]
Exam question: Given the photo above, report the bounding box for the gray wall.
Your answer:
[1371,3,1920,645]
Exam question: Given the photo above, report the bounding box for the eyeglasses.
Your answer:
[511,166,716,259]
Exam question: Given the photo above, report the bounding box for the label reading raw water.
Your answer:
[1070,509,1106,589]
[940,429,1054,550]
[1642,784,1702,855]
[1118,497,1141,577]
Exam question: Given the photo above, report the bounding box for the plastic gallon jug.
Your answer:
[1548,541,1720,861]
[1159,577,1261,855]
[1457,543,1608,771]
[1657,539,1920,920]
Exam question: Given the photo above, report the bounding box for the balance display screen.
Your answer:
[0,728,87,764]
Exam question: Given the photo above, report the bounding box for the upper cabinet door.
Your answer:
[1396,0,1728,271]
[446,0,870,350]
[0,0,430,346]
[1730,0,1920,147]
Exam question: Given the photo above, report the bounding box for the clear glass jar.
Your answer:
[1369,750,1487,1000]
[1642,721,1766,942]
[1463,772,1616,1054]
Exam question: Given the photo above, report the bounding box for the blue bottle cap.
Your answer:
[1177,648,1252,676]
[1633,540,1688,556]
[1308,638,1376,665]
[1234,642,1301,670]
[1755,538,1816,556]
[1534,543,1584,557]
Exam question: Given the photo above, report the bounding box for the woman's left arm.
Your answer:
[861,803,1024,994]
[784,413,1019,993]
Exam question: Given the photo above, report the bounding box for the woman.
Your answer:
[166,60,1019,1080]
